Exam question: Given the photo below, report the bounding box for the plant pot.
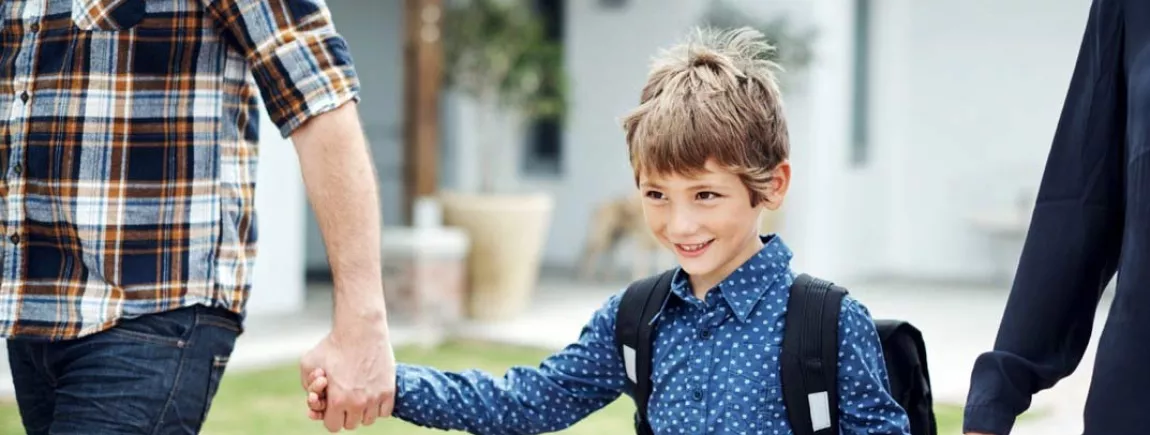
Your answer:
[438,191,554,321]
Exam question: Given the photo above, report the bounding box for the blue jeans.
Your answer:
[6,305,242,434]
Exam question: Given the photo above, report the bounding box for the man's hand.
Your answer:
[290,101,395,432]
[300,319,396,432]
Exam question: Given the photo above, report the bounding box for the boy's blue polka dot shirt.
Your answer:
[393,235,911,434]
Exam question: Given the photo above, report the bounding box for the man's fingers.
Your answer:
[343,404,365,431]
[379,393,396,419]
[323,408,344,433]
[360,397,381,426]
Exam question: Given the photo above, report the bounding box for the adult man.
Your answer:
[963,0,1150,434]
[1,0,394,433]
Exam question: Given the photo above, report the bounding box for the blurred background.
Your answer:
[0,0,1111,433]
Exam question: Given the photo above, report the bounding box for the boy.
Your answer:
[305,26,910,434]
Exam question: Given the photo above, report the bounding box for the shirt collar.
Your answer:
[668,234,793,322]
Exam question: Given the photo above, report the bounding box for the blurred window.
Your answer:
[522,0,565,176]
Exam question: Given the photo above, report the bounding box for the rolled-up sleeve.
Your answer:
[201,0,361,137]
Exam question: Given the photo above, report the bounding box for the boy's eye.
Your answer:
[697,191,721,200]
[644,191,665,200]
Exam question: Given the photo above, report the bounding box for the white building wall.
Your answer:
[872,0,1092,281]
[782,0,871,282]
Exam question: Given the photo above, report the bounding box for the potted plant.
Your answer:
[436,0,567,321]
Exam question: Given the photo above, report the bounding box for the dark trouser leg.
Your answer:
[38,305,241,434]
[7,339,56,435]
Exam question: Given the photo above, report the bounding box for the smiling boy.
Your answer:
[304,26,910,434]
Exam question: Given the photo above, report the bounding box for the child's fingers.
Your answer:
[306,368,325,385]
[308,391,327,411]
[308,409,325,421]
[307,375,329,394]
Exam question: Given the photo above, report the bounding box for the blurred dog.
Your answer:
[578,194,665,282]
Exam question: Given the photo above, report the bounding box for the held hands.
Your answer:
[306,368,331,421]
[298,318,397,433]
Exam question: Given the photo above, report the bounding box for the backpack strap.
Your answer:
[614,269,675,435]
[782,273,848,435]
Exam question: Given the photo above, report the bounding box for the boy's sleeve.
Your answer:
[835,297,912,435]
[391,291,629,434]
[199,0,361,138]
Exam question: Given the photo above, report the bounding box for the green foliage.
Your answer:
[441,0,567,121]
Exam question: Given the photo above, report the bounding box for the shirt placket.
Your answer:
[1,0,37,306]
[682,294,727,433]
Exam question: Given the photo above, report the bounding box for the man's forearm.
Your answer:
[291,101,387,327]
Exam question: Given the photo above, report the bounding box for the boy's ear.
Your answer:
[762,161,791,210]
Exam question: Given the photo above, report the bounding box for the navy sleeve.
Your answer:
[391,292,628,434]
[963,1,1127,434]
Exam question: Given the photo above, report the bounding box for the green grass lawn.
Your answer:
[0,340,964,434]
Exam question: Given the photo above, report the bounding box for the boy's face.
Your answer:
[638,159,788,292]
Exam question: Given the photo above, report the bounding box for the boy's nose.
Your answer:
[667,208,700,237]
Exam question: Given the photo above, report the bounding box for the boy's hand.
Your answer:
[306,368,330,421]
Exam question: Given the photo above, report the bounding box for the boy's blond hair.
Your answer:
[621,26,789,205]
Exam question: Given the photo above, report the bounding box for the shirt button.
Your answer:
[12,164,21,175]
[9,234,19,244]
[692,390,703,401]
[19,92,29,103]
[29,23,39,33]
[699,329,711,340]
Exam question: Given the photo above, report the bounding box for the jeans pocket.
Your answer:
[199,355,230,424]
[196,306,244,335]
[104,308,195,348]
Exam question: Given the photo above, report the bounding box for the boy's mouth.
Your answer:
[674,239,714,258]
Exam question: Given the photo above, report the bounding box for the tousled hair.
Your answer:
[621,26,789,205]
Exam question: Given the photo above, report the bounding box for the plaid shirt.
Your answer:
[0,0,360,341]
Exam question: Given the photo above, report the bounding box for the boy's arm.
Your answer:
[835,297,912,435]
[391,292,629,434]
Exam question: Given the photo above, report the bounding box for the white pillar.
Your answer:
[787,0,856,280]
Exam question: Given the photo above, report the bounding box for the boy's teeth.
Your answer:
[680,242,706,251]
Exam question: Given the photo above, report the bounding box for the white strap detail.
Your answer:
[809,391,831,431]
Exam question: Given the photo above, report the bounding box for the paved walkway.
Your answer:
[0,276,1109,434]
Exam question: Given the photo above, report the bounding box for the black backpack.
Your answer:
[614,270,937,435]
